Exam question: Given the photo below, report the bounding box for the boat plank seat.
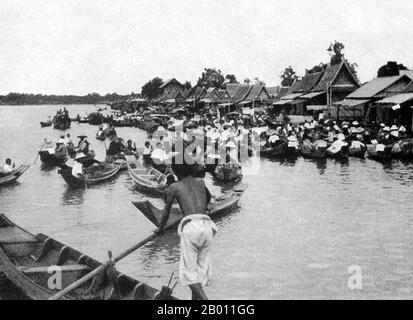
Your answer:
[17,264,89,275]
[0,227,38,244]
[32,238,53,262]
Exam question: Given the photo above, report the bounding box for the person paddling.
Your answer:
[155,157,217,300]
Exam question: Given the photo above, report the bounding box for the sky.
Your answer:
[1,0,413,95]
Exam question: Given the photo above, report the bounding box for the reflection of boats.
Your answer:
[58,162,123,189]
[0,165,30,186]
[0,214,176,300]
[62,187,86,206]
[125,156,167,197]
[132,183,247,232]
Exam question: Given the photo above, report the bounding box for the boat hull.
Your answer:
[38,151,66,167]
[126,158,167,197]
[0,165,30,186]
[53,116,71,130]
[58,163,123,189]
[132,183,247,232]
[0,214,176,300]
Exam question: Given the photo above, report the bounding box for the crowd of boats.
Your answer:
[1,108,253,300]
[2,103,413,300]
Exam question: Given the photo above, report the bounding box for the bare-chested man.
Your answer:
[156,160,217,300]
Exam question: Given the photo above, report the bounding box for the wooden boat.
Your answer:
[214,163,242,183]
[326,145,349,159]
[366,144,392,162]
[348,146,366,158]
[0,165,30,187]
[259,146,275,158]
[38,151,67,167]
[76,116,89,124]
[53,116,71,130]
[40,121,52,128]
[125,156,167,197]
[88,113,104,125]
[58,162,123,189]
[301,140,327,159]
[0,214,176,300]
[132,183,247,232]
[301,147,327,159]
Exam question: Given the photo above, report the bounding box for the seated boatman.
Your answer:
[3,158,15,173]
[155,157,217,300]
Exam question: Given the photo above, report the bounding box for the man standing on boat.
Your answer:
[155,157,217,300]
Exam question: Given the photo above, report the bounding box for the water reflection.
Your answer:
[142,232,181,265]
[62,187,86,206]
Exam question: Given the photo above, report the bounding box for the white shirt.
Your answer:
[71,162,83,176]
[143,146,152,155]
[269,135,279,143]
[3,164,13,173]
[151,148,167,162]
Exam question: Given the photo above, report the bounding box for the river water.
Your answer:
[1,104,412,299]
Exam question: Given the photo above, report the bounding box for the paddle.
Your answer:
[48,231,158,300]
[32,142,45,165]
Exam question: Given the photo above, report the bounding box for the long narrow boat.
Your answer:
[0,214,176,300]
[0,165,30,187]
[214,163,242,183]
[58,162,123,189]
[40,121,52,128]
[38,151,67,167]
[132,183,247,232]
[125,156,167,197]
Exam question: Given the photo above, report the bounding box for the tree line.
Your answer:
[0,92,131,105]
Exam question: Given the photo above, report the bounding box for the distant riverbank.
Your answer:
[0,92,129,106]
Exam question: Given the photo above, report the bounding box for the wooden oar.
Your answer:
[48,232,157,300]
[32,142,45,165]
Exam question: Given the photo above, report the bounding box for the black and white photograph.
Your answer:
[1,0,412,306]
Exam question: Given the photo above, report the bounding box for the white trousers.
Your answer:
[178,214,218,286]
